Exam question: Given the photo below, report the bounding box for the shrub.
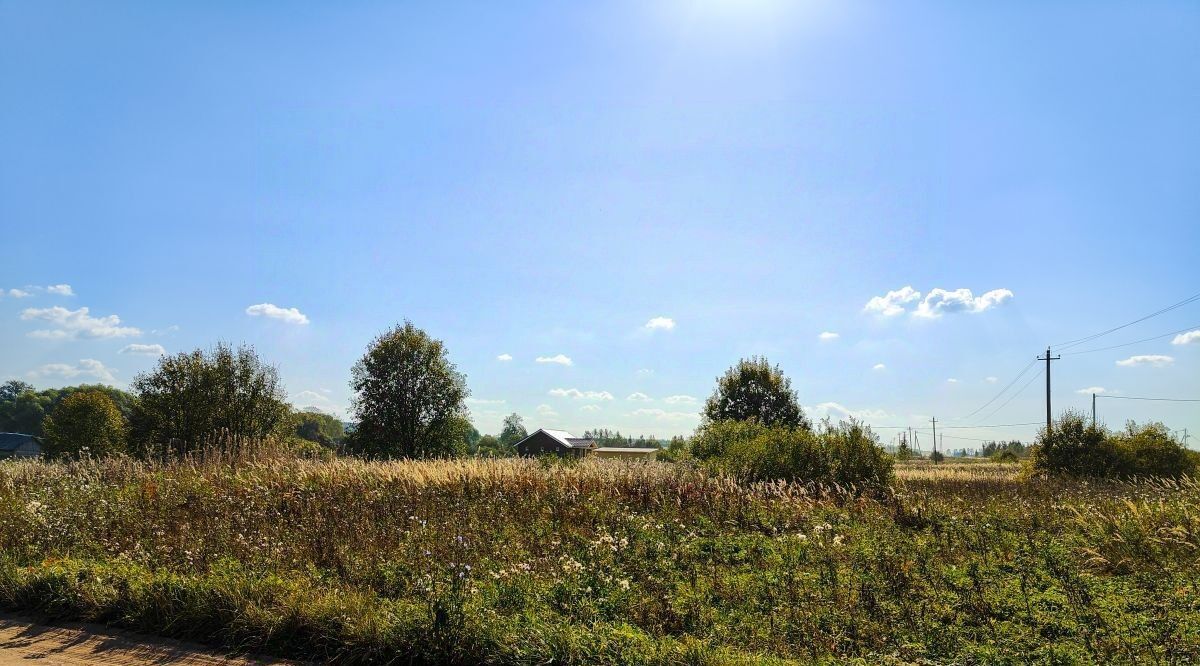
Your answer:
[1030,411,1196,479]
[40,390,126,458]
[690,419,892,485]
[130,344,290,456]
[1111,421,1197,478]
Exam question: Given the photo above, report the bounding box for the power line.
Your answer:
[1062,324,1200,356]
[867,421,1043,430]
[1053,291,1200,351]
[978,366,1044,423]
[1095,395,1200,403]
[959,359,1037,419]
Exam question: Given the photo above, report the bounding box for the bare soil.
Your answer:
[0,614,299,665]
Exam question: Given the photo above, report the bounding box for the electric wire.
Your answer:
[1095,395,1200,403]
[1053,291,1200,351]
[958,359,1038,420]
[1062,324,1200,356]
[977,366,1045,423]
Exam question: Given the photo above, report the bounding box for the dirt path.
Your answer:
[0,614,298,665]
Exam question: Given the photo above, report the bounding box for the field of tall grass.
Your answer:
[1,453,1197,664]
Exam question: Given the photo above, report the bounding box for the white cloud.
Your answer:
[21,306,141,339]
[536,404,558,417]
[536,354,573,366]
[496,353,513,361]
[644,317,676,331]
[466,397,506,405]
[29,359,116,383]
[626,392,652,402]
[119,343,166,356]
[946,378,959,384]
[663,394,698,405]
[1076,386,1110,395]
[46,284,74,296]
[630,408,698,422]
[985,376,998,383]
[1116,355,1174,368]
[8,289,31,298]
[580,404,601,412]
[636,368,654,376]
[864,286,921,317]
[549,388,613,400]
[245,303,309,325]
[1172,330,1200,346]
[818,331,840,341]
[913,288,1013,319]
[872,363,886,371]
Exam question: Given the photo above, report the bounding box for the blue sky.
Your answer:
[2,1,1198,445]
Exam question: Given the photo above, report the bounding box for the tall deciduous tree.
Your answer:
[348,321,470,458]
[130,344,290,455]
[41,390,126,458]
[703,357,810,429]
[498,412,527,451]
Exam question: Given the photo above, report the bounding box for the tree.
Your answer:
[498,412,527,451]
[348,321,470,458]
[41,390,126,458]
[294,409,346,446]
[475,434,502,457]
[130,344,290,455]
[703,357,810,429]
[0,380,34,403]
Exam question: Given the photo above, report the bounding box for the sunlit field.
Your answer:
[1,453,1197,664]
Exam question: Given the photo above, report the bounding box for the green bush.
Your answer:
[1030,411,1195,479]
[690,419,892,485]
[40,390,126,458]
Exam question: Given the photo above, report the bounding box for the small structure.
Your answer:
[514,429,660,461]
[514,429,596,458]
[593,447,659,461]
[0,433,42,459]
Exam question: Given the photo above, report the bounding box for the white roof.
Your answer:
[533,429,594,448]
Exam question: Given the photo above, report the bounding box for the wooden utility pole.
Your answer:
[930,417,938,462]
[1092,392,1096,427]
[1038,347,1061,433]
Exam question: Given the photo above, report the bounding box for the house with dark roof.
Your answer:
[514,429,596,458]
[0,433,42,459]
[514,429,659,460]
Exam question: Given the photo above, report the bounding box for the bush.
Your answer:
[40,390,127,458]
[690,419,892,485]
[1030,411,1196,479]
[130,344,290,456]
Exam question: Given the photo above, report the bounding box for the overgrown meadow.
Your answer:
[1,454,1198,665]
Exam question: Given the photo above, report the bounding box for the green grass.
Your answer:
[0,455,1197,664]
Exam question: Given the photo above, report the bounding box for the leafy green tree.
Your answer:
[498,412,527,451]
[41,390,126,458]
[0,383,135,436]
[0,389,52,435]
[348,321,470,458]
[294,409,346,446]
[475,434,502,457]
[0,380,34,403]
[703,357,810,429]
[130,344,290,455]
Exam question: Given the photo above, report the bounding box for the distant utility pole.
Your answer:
[930,417,938,462]
[1038,347,1061,434]
[1092,392,1097,428]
